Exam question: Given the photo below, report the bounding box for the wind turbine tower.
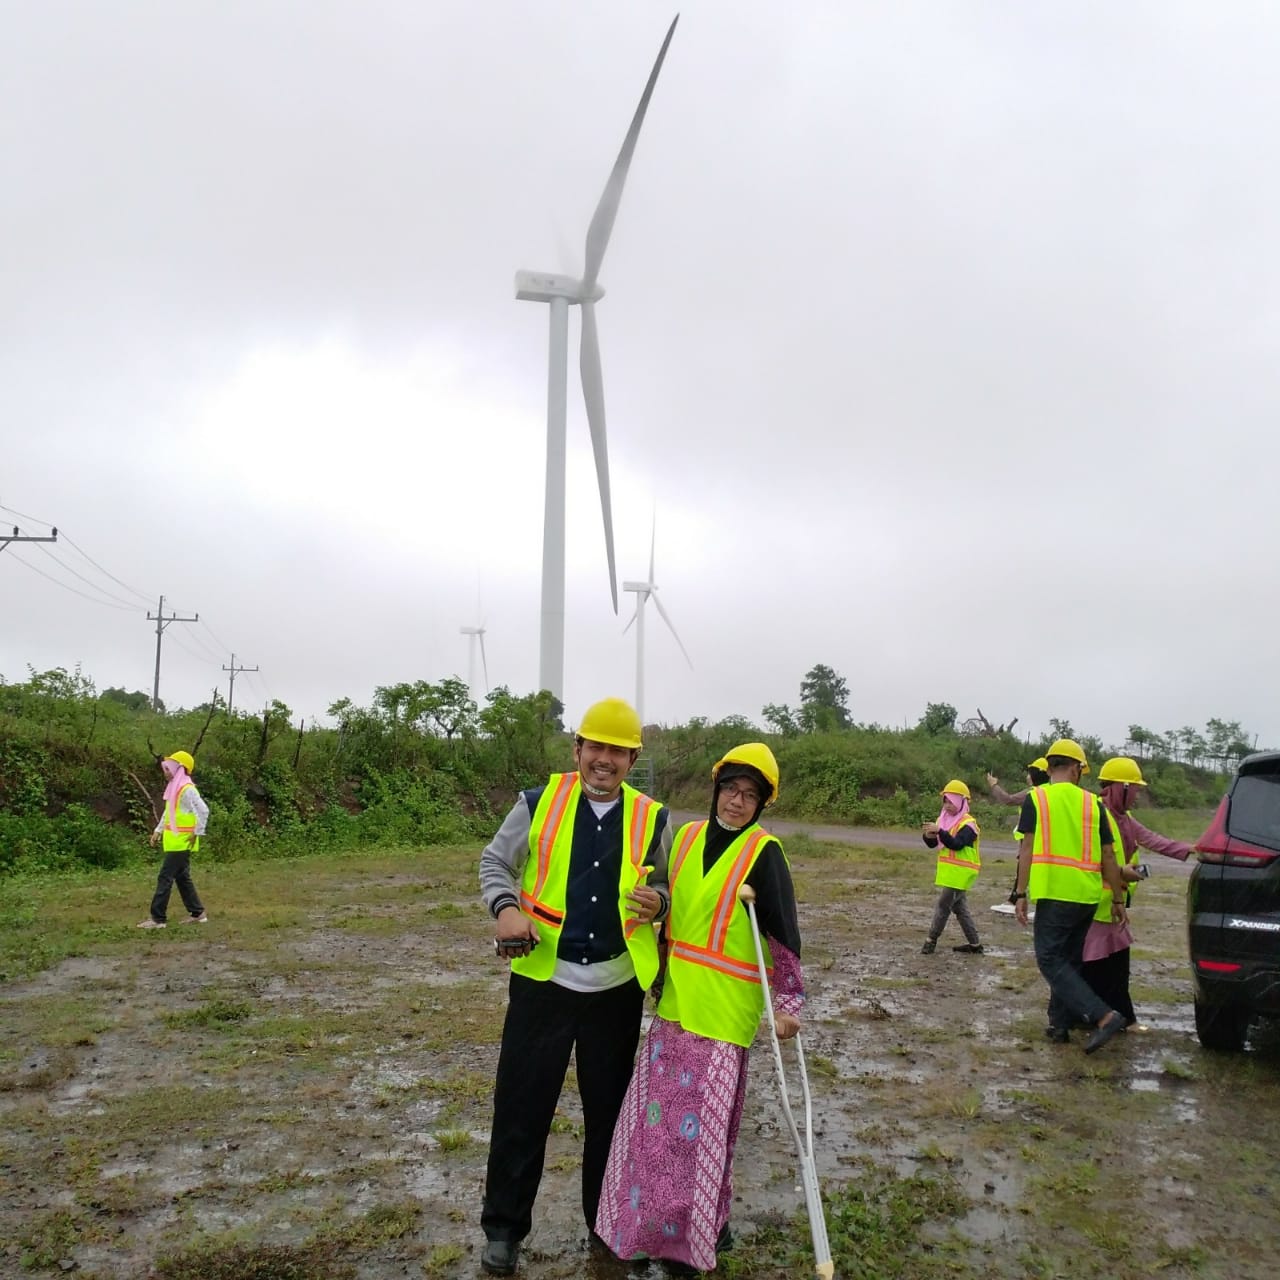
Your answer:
[623,520,692,725]
[460,623,489,702]
[516,15,679,704]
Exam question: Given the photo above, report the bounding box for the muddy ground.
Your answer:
[2,827,1279,1279]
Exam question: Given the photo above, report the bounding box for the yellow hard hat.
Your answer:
[577,698,643,750]
[1098,757,1146,786]
[1045,739,1089,773]
[1027,757,1050,772]
[713,742,780,805]
[165,750,195,773]
[940,779,970,799]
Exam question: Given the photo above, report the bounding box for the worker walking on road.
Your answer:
[920,780,983,955]
[1084,757,1194,1025]
[1012,740,1129,1053]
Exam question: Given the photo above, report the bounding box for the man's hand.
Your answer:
[985,773,999,789]
[775,1013,801,1040]
[1014,897,1030,926]
[494,905,539,957]
[1110,900,1129,927]
[626,885,661,923]
[149,832,159,848]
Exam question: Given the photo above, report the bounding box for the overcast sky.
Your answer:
[3,1,1278,750]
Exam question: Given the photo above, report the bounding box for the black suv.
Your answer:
[1187,751,1280,1050]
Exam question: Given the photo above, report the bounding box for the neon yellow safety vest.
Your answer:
[657,820,780,1048]
[511,772,662,987]
[934,816,981,891]
[1027,782,1107,906]
[1093,803,1137,922]
[162,783,200,853]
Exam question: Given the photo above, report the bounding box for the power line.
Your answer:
[31,541,141,609]
[6,547,137,610]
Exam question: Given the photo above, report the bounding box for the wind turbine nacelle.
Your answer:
[622,581,654,593]
[515,270,604,304]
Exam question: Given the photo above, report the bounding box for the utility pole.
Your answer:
[0,524,58,554]
[146,594,198,711]
[221,653,259,715]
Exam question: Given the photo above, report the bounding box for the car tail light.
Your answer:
[1193,796,1280,866]
[1196,959,1243,974]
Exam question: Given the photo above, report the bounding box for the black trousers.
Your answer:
[149,850,203,923]
[1033,898,1111,1031]
[1083,947,1136,1025]
[481,972,644,1243]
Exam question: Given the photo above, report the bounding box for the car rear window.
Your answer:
[1228,772,1280,854]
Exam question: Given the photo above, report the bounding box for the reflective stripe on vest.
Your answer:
[934,816,981,891]
[162,783,200,852]
[1093,802,1137,922]
[658,823,775,1048]
[512,773,662,986]
[1028,783,1106,906]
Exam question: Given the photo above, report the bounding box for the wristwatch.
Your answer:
[1013,892,1027,900]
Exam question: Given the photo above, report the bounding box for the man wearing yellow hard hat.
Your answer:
[137,749,209,929]
[920,780,983,955]
[478,697,673,1276]
[1082,757,1194,1027]
[1012,739,1130,1053]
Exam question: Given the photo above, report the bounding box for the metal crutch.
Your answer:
[740,885,834,1280]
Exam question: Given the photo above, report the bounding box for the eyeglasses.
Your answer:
[720,782,763,805]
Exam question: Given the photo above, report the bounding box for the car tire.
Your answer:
[1194,998,1250,1052]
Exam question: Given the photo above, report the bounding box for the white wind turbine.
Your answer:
[460,620,489,701]
[623,519,692,725]
[515,14,679,704]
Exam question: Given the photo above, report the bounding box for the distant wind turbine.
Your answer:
[460,620,489,700]
[623,518,692,725]
[515,14,679,703]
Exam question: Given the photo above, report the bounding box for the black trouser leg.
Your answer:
[1034,899,1111,1029]
[173,854,203,917]
[1083,948,1135,1024]
[481,975,577,1243]
[149,852,185,922]
[574,979,643,1230]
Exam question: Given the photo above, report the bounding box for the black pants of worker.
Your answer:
[1083,947,1136,1026]
[1033,899,1112,1032]
[482,972,644,1244]
[149,850,203,923]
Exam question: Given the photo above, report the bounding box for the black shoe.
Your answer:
[1044,1026,1070,1044]
[716,1222,734,1253]
[920,939,937,954]
[952,943,984,954]
[1085,1011,1126,1055]
[482,1239,519,1276]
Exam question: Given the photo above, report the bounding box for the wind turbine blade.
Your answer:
[622,601,640,636]
[580,301,618,612]
[581,14,679,288]
[652,591,693,669]
[479,632,490,692]
[648,509,656,583]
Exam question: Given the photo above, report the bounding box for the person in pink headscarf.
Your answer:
[137,750,209,929]
[920,780,983,955]
[1082,757,1192,1024]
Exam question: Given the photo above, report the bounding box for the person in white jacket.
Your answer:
[137,750,209,928]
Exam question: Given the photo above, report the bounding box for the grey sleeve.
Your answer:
[479,799,533,918]
[185,787,210,835]
[645,812,674,921]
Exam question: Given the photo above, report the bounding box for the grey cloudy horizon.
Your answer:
[4,1,1279,753]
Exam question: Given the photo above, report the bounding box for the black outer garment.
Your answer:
[701,789,802,959]
[922,824,979,852]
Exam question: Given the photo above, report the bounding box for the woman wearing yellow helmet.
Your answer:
[1081,757,1194,1026]
[920,780,983,955]
[137,751,209,929]
[596,743,803,1274]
